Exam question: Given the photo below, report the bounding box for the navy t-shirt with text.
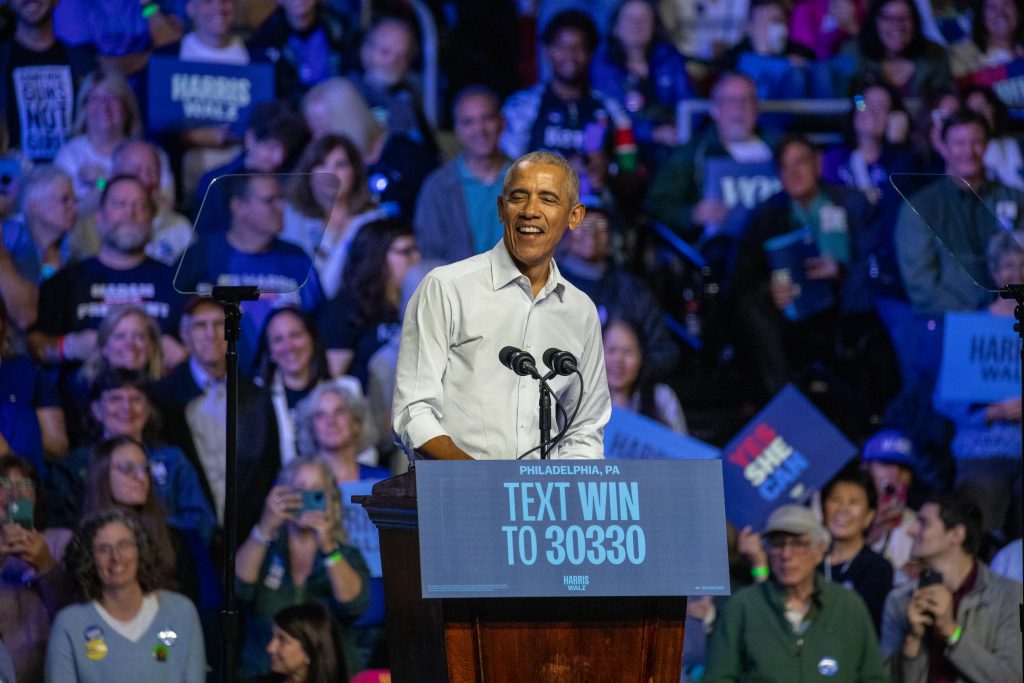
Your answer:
[33,256,184,336]
[174,232,324,372]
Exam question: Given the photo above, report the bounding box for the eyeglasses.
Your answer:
[245,194,284,207]
[388,245,420,257]
[100,392,147,408]
[878,12,913,24]
[94,538,137,558]
[764,536,813,553]
[86,94,121,107]
[0,478,34,494]
[112,462,149,479]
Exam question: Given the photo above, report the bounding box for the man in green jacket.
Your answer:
[704,504,888,682]
[644,72,777,244]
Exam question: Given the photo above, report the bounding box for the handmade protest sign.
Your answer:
[13,66,74,160]
[722,384,857,529]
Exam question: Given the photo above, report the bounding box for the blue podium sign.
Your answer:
[416,460,729,599]
[936,311,1020,404]
[722,384,857,530]
[604,407,720,460]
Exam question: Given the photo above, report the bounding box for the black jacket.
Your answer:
[153,362,281,545]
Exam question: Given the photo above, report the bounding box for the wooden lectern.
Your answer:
[355,470,687,683]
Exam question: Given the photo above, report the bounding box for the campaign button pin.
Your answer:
[817,657,839,676]
[85,638,108,661]
[153,643,169,662]
[159,629,177,647]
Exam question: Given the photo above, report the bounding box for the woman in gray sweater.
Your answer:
[44,509,205,683]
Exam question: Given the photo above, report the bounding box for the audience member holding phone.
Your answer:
[235,457,370,680]
[881,495,1023,682]
[0,454,74,683]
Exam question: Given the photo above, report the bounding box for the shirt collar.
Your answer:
[765,572,825,611]
[189,357,223,392]
[487,240,566,301]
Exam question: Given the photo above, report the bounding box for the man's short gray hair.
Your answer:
[111,138,159,169]
[502,151,581,207]
[17,164,72,214]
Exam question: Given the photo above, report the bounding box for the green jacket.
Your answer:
[644,127,730,242]
[704,576,889,683]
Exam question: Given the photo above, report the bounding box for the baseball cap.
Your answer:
[861,429,916,469]
[763,504,830,546]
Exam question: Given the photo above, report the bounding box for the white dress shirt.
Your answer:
[393,240,611,460]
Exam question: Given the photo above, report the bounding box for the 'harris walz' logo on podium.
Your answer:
[564,575,590,592]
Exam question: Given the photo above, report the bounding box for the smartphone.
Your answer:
[919,568,943,587]
[297,489,326,513]
[6,498,34,530]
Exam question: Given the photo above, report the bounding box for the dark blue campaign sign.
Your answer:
[702,158,780,238]
[763,227,836,321]
[416,460,730,599]
[722,384,856,530]
[147,55,274,135]
[936,312,1020,404]
[604,407,720,460]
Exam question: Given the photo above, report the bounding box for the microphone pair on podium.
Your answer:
[499,346,577,379]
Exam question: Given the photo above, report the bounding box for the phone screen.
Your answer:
[6,498,34,530]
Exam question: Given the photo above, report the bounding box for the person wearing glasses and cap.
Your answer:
[705,504,887,682]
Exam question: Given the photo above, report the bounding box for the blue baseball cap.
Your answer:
[861,429,916,468]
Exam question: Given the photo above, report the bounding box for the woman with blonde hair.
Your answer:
[54,71,175,210]
[300,77,438,219]
[66,306,165,448]
[78,306,164,385]
[301,78,385,155]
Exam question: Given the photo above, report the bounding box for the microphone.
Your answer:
[499,346,539,378]
[543,348,578,376]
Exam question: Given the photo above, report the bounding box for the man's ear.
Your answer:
[950,522,967,548]
[863,508,877,533]
[566,203,586,232]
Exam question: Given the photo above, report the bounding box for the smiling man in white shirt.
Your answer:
[393,151,611,461]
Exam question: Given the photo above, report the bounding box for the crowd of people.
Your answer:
[0,0,1022,680]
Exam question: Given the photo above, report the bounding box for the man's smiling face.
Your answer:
[498,160,584,276]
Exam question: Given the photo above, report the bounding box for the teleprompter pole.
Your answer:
[212,285,259,683]
[998,283,1024,652]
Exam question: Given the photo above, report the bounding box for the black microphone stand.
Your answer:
[539,373,555,459]
[998,283,1024,652]
[212,285,259,683]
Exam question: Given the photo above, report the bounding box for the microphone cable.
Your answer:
[516,369,584,460]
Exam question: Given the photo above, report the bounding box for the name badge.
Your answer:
[819,205,848,234]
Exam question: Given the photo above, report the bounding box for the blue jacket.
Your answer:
[589,42,693,144]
